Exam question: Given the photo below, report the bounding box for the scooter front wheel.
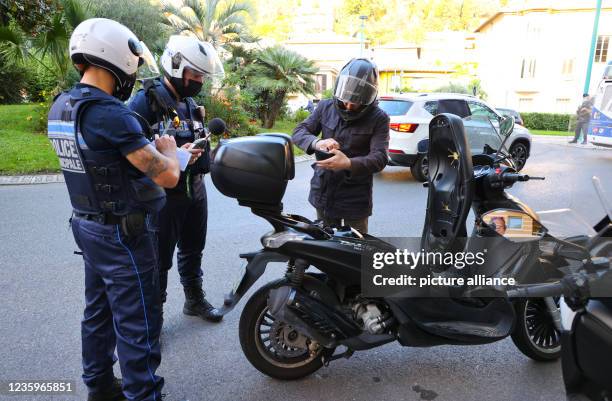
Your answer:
[511,298,561,361]
[239,280,335,380]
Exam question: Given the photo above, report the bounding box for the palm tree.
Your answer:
[246,45,317,128]
[0,0,89,88]
[162,0,255,49]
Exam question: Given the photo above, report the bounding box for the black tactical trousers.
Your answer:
[157,179,207,303]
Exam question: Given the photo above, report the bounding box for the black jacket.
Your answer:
[292,99,389,219]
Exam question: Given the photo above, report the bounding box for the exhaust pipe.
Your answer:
[267,286,361,348]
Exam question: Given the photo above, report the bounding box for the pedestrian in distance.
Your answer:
[570,93,594,144]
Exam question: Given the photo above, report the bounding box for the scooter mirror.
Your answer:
[482,209,547,243]
[499,115,514,137]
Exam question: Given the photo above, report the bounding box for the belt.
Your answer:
[73,212,138,225]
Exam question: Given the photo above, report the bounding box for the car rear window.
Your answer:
[378,100,413,116]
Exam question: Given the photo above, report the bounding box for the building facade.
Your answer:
[476,0,612,113]
[280,0,612,115]
[374,32,478,94]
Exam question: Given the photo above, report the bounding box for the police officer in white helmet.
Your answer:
[49,18,180,401]
[129,35,225,324]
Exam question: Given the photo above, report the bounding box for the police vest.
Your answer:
[47,86,166,215]
[142,79,205,146]
[142,79,210,175]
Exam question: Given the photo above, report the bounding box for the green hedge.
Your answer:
[293,109,310,123]
[520,112,572,131]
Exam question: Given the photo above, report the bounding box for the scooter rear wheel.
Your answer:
[511,298,561,361]
[239,280,334,380]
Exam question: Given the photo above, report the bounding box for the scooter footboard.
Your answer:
[219,250,289,315]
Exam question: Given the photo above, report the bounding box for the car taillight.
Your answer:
[389,123,418,133]
[388,149,405,154]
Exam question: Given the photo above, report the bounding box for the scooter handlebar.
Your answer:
[507,269,610,299]
[501,172,545,184]
[507,281,567,298]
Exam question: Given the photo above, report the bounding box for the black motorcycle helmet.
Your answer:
[333,58,379,122]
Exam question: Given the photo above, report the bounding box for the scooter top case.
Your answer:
[210,133,294,209]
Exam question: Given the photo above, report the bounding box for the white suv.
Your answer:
[379,93,532,181]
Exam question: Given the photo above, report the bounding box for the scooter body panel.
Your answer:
[277,234,397,286]
[563,300,612,399]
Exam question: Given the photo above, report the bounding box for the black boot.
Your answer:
[87,378,126,401]
[183,285,223,322]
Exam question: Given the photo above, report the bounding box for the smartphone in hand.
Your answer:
[191,138,209,150]
[315,149,334,161]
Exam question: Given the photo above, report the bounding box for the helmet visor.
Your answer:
[136,42,160,80]
[191,43,225,79]
[184,44,225,88]
[334,75,377,106]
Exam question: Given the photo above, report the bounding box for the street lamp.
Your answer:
[584,0,603,95]
[359,15,368,57]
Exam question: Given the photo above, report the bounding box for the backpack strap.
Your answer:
[142,78,173,123]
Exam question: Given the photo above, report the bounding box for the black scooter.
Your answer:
[210,114,565,380]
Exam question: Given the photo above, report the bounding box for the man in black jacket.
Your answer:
[293,59,389,234]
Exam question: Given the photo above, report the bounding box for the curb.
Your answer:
[0,174,64,186]
[0,155,316,186]
[295,154,315,163]
[532,135,609,150]
[531,134,572,139]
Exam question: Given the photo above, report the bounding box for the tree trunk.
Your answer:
[263,115,274,129]
[258,90,270,128]
[263,91,286,129]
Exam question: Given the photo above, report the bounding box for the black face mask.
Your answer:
[114,80,136,102]
[334,98,371,122]
[170,77,203,99]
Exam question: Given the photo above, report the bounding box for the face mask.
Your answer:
[171,77,203,99]
[333,98,374,122]
[114,81,136,102]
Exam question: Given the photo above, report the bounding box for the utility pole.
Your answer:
[359,15,368,57]
[584,0,603,95]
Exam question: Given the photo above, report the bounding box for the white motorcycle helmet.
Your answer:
[69,18,158,101]
[160,35,225,98]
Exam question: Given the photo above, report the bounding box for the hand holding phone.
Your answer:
[191,138,209,150]
[315,149,334,161]
[314,138,340,152]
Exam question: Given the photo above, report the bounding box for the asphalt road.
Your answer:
[1,138,611,401]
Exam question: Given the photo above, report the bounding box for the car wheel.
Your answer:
[509,142,528,171]
[410,155,428,182]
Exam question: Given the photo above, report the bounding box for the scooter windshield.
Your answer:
[536,208,596,239]
[537,176,611,239]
